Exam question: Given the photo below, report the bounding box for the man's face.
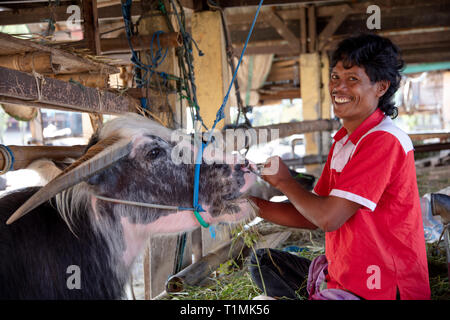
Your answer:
[329,61,388,125]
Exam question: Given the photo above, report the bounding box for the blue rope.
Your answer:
[0,144,14,172]
[121,0,170,109]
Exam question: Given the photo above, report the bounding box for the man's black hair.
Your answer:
[330,33,404,119]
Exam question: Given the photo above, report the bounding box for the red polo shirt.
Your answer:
[314,109,430,300]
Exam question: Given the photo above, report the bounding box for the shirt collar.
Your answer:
[333,109,386,144]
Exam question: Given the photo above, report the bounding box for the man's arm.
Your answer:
[250,196,318,230]
[258,156,361,232]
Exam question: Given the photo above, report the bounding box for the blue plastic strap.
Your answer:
[209,225,216,239]
[5,145,14,171]
[192,141,209,228]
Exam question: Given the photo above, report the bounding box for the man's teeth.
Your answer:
[335,97,351,103]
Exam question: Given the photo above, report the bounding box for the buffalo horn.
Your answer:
[6,138,133,225]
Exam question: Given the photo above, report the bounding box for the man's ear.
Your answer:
[377,80,390,97]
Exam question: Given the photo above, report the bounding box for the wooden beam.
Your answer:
[409,132,450,142]
[299,6,307,54]
[97,0,122,8]
[234,39,299,56]
[0,66,136,115]
[54,32,182,54]
[402,47,450,64]
[235,27,450,59]
[283,154,328,166]
[266,65,297,82]
[259,88,300,101]
[0,3,142,26]
[318,5,350,51]
[324,28,450,51]
[1,145,86,171]
[82,0,101,55]
[214,0,327,7]
[307,5,316,53]
[413,143,450,153]
[254,119,341,140]
[0,32,118,75]
[262,8,300,52]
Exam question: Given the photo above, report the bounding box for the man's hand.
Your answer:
[260,156,293,192]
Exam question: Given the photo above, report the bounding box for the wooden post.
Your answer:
[320,52,333,153]
[143,246,151,300]
[443,72,450,129]
[81,113,94,141]
[307,5,316,53]
[29,109,44,145]
[300,52,322,175]
[299,6,307,54]
[191,10,231,130]
[191,227,203,262]
[147,235,179,298]
[82,0,102,56]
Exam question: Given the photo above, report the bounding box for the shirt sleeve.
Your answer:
[330,131,407,211]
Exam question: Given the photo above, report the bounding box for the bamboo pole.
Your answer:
[53,73,109,88]
[101,33,182,53]
[54,33,182,54]
[0,52,60,74]
[0,145,86,173]
[253,119,341,141]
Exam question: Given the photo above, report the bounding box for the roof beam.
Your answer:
[402,47,450,64]
[0,66,136,114]
[318,4,350,51]
[214,0,341,8]
[0,3,142,26]
[82,0,101,55]
[262,8,300,52]
[323,27,450,51]
[234,39,298,56]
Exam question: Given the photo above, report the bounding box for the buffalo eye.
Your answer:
[147,147,162,160]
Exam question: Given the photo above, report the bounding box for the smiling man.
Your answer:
[249,34,431,300]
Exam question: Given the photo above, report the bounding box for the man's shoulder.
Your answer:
[356,117,413,154]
